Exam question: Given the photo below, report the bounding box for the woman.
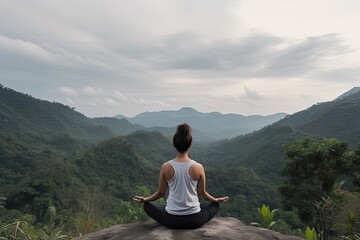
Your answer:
[133,123,229,229]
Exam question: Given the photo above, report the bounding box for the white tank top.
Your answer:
[165,159,201,215]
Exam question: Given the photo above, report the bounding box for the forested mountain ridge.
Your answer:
[91,117,146,136]
[209,88,360,182]
[124,131,174,166]
[0,84,113,143]
[335,86,360,100]
[76,136,158,199]
[115,107,287,139]
[209,125,304,182]
[274,89,360,146]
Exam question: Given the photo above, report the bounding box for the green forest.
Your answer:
[1,84,359,239]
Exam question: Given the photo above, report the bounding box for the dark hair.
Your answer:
[173,123,192,153]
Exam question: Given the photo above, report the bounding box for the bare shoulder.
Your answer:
[161,162,172,171]
[162,162,170,167]
[192,162,205,173]
[162,162,174,180]
[194,162,204,168]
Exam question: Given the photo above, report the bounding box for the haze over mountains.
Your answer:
[115,107,287,140]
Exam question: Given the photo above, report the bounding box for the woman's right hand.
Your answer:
[216,196,229,203]
[133,196,146,203]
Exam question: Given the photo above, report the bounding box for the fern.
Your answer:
[251,204,278,229]
[305,227,318,240]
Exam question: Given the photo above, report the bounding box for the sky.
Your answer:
[1,0,359,117]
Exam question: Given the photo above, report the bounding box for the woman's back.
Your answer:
[165,159,201,215]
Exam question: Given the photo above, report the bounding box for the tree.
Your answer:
[348,145,360,189]
[0,195,5,208]
[279,138,349,224]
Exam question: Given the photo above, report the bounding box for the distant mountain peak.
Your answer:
[179,107,198,113]
[335,87,360,100]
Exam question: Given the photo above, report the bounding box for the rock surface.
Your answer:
[73,217,303,240]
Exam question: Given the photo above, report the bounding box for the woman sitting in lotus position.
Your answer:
[133,123,229,229]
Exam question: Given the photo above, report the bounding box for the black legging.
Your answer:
[143,201,219,229]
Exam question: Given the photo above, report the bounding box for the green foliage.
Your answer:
[335,191,360,239]
[305,227,318,240]
[0,221,32,240]
[313,196,339,240]
[280,138,360,239]
[280,137,349,224]
[70,212,103,236]
[345,210,357,235]
[340,235,360,240]
[251,204,278,229]
[0,221,69,240]
[112,200,147,224]
[68,187,111,236]
[76,137,158,199]
[206,166,280,223]
[124,131,173,167]
[39,228,68,240]
[209,125,304,183]
[112,185,155,224]
[347,145,360,189]
[0,196,5,209]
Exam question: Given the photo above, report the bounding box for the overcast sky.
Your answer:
[1,0,359,117]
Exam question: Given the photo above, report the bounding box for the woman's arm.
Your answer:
[195,164,229,203]
[133,163,168,203]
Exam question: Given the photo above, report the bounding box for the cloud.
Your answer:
[113,90,132,102]
[1,1,359,117]
[118,32,350,82]
[82,87,103,96]
[58,86,78,96]
[0,34,54,62]
[65,97,74,104]
[102,97,118,106]
[312,67,360,82]
[0,33,110,82]
[243,86,264,100]
[118,32,281,72]
[56,86,173,111]
[263,34,349,77]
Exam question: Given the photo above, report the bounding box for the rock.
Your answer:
[73,217,303,240]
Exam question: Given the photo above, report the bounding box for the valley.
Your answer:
[1,84,359,238]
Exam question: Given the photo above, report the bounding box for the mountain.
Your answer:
[124,131,174,166]
[91,117,146,135]
[209,125,304,183]
[210,87,360,182]
[0,84,114,144]
[76,136,158,199]
[115,107,287,140]
[335,87,360,100]
[274,89,360,146]
[0,84,114,199]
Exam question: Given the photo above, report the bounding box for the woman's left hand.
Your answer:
[216,196,229,203]
[133,196,146,203]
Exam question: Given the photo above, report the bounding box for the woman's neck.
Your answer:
[175,152,190,162]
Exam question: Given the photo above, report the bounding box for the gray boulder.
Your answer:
[73,217,303,240]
